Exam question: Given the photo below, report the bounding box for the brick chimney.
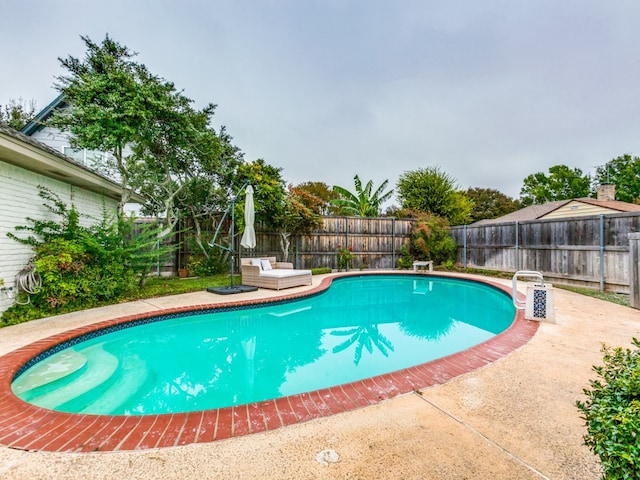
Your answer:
[597,183,616,201]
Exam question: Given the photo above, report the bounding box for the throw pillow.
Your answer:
[250,258,262,270]
[260,259,273,271]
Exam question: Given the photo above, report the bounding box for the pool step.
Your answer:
[26,344,119,411]
[78,354,154,415]
[12,349,87,398]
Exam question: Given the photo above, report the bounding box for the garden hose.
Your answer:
[15,259,42,305]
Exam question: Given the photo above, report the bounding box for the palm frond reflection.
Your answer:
[331,325,395,365]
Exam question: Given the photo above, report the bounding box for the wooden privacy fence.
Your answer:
[450,212,640,293]
[238,216,414,270]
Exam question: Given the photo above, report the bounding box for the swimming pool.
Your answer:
[12,275,514,416]
[0,272,536,452]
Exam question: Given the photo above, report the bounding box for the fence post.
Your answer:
[392,217,396,269]
[599,214,605,292]
[515,221,519,271]
[629,233,640,308]
[345,216,349,246]
[463,224,467,268]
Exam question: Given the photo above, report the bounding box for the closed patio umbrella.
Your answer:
[240,185,256,249]
[207,181,258,294]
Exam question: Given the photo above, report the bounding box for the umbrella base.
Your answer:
[206,285,259,295]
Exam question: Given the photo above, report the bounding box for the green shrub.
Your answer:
[0,302,44,326]
[397,245,413,269]
[576,338,640,479]
[186,252,228,276]
[311,267,332,275]
[2,186,172,324]
[34,238,92,309]
[410,214,457,265]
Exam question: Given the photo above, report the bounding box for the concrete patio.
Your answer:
[0,273,638,479]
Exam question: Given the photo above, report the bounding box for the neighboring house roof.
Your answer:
[573,197,640,212]
[474,201,568,225]
[0,124,143,203]
[21,94,67,136]
[474,197,640,225]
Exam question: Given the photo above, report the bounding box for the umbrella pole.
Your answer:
[207,180,258,295]
[230,199,235,288]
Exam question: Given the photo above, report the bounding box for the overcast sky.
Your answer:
[2,1,640,204]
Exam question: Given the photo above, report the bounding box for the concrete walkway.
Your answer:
[0,273,638,479]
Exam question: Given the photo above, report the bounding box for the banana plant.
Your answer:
[330,175,394,217]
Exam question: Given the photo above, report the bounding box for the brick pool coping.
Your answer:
[0,272,536,452]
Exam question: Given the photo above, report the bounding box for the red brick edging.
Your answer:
[0,272,536,452]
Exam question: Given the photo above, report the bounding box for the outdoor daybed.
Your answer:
[240,257,312,290]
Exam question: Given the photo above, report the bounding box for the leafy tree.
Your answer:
[288,184,327,216]
[330,175,394,217]
[49,34,156,217]
[0,98,38,130]
[180,126,246,262]
[519,164,593,207]
[465,187,520,223]
[50,33,223,227]
[450,192,474,226]
[201,158,286,269]
[49,33,250,272]
[295,181,341,214]
[229,161,323,261]
[272,185,323,261]
[396,166,472,225]
[410,214,457,265]
[383,206,428,219]
[211,160,321,261]
[595,154,640,203]
[238,159,287,227]
[131,100,234,243]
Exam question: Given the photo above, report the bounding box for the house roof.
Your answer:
[474,197,640,225]
[0,124,144,203]
[21,94,67,136]
[474,201,568,225]
[572,197,640,213]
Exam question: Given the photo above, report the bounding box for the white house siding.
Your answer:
[29,127,69,155]
[0,161,118,316]
[30,126,129,172]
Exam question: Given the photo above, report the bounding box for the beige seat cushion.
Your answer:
[259,269,312,278]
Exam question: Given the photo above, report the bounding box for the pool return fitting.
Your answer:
[512,271,555,323]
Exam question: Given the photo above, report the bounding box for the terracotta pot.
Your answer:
[178,268,189,278]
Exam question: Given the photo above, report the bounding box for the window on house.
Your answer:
[63,146,85,164]
[63,147,105,166]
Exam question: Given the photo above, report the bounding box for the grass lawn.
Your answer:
[556,285,630,307]
[122,274,241,301]
[447,266,631,307]
[0,274,239,327]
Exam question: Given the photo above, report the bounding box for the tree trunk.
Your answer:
[190,211,211,260]
[279,232,291,262]
[115,145,128,221]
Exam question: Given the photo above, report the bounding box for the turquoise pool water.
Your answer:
[12,275,515,415]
